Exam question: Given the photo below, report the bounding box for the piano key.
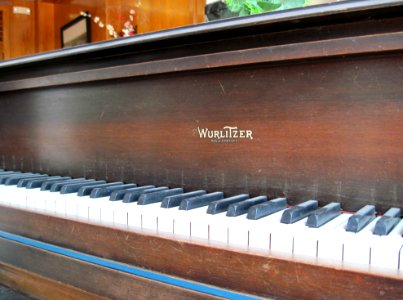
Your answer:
[123,187,168,203]
[189,194,251,241]
[0,172,26,184]
[280,200,318,224]
[345,205,376,233]
[109,185,154,201]
[207,194,249,214]
[373,207,401,236]
[160,190,206,208]
[174,206,209,237]
[40,178,83,191]
[226,196,267,217]
[26,177,71,189]
[156,191,208,233]
[5,174,47,186]
[315,213,351,261]
[60,180,107,194]
[270,217,308,255]
[306,202,341,228]
[137,188,184,205]
[248,209,286,251]
[179,192,223,210]
[77,182,123,196]
[294,213,350,258]
[371,218,403,270]
[17,175,50,187]
[246,197,287,220]
[90,184,137,198]
[343,217,380,265]
[50,179,95,192]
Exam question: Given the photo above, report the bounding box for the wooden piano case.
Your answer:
[0,0,402,298]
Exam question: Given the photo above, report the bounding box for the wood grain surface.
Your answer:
[0,238,221,300]
[0,52,402,212]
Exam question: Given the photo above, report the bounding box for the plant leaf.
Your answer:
[257,0,282,11]
[225,0,244,13]
[280,0,306,9]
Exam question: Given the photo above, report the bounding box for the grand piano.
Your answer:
[0,0,402,299]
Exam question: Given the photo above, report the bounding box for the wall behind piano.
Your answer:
[0,0,206,60]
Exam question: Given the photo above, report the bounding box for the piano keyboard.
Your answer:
[0,170,402,273]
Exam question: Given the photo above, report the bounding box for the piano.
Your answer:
[0,0,402,299]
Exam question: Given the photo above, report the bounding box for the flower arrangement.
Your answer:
[80,9,137,38]
[224,0,308,16]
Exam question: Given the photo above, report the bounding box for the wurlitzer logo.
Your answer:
[196,126,254,143]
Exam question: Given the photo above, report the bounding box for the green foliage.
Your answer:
[225,0,307,16]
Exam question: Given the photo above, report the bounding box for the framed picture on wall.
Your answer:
[61,14,91,48]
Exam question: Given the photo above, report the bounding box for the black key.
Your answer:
[280,200,318,224]
[138,188,184,205]
[373,207,401,236]
[17,175,51,187]
[51,179,94,192]
[123,187,168,203]
[60,180,106,194]
[26,177,71,189]
[161,190,206,208]
[179,192,224,211]
[90,184,137,198]
[306,202,341,228]
[13,175,48,186]
[247,197,287,220]
[0,172,24,184]
[207,194,250,214]
[44,178,85,191]
[0,172,34,183]
[109,185,154,201]
[77,182,123,196]
[346,205,376,233]
[226,196,267,217]
[0,171,21,177]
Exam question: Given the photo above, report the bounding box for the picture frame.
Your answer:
[61,14,91,48]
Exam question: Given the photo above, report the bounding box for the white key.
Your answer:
[208,212,250,248]
[316,214,351,262]
[343,217,379,266]
[294,213,350,258]
[157,206,179,234]
[371,219,403,270]
[248,210,285,251]
[174,207,208,238]
[271,218,308,254]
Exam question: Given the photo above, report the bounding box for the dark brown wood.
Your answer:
[0,262,107,300]
[0,205,402,299]
[0,52,402,212]
[0,238,220,300]
[0,238,221,300]
[1,31,402,92]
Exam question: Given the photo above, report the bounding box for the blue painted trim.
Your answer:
[0,230,261,300]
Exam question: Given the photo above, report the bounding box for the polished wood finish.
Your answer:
[137,0,205,34]
[0,205,402,299]
[0,235,220,300]
[1,0,36,59]
[0,262,107,300]
[0,5,10,60]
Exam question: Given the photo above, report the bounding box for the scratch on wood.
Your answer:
[218,80,226,94]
